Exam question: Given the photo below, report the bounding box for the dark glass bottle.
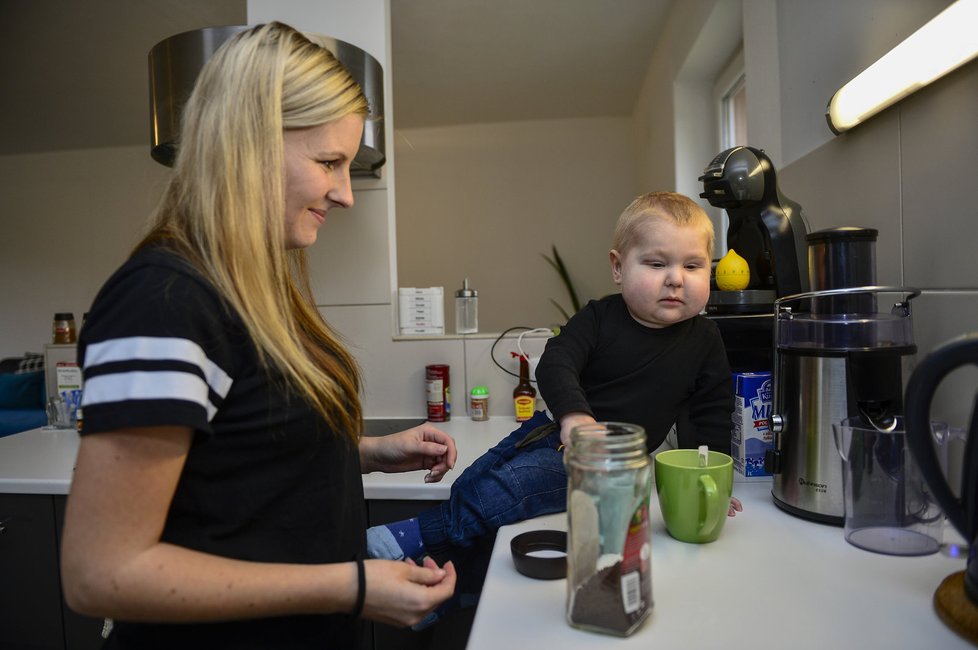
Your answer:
[513,354,536,422]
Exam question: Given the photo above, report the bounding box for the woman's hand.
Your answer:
[361,557,456,627]
[359,423,457,481]
[63,426,455,623]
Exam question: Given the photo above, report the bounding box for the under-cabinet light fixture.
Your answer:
[825,0,978,134]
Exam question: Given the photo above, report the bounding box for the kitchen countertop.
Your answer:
[467,480,972,650]
[6,423,970,647]
[0,417,513,498]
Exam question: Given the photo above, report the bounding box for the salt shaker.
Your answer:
[454,278,478,334]
[564,422,653,636]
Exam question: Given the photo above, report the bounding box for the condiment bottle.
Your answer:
[454,278,478,334]
[564,422,653,636]
[469,386,489,421]
[426,364,451,422]
[512,353,536,422]
[52,312,77,344]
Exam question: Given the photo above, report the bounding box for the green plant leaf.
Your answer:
[548,298,570,322]
[542,244,582,321]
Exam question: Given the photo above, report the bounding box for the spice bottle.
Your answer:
[425,364,451,422]
[52,312,77,344]
[469,386,489,421]
[454,278,478,334]
[512,353,536,422]
[564,422,653,636]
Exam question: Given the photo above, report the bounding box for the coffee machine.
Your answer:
[699,146,810,372]
[766,227,919,524]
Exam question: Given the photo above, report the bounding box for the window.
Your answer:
[708,47,748,259]
[715,48,747,151]
[721,73,748,149]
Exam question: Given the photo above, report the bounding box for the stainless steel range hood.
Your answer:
[148,25,385,177]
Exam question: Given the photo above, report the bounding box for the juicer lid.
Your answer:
[775,285,919,352]
[807,226,878,244]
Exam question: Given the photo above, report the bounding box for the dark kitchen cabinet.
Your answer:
[53,498,106,650]
[364,499,475,650]
[0,494,104,650]
[0,493,472,650]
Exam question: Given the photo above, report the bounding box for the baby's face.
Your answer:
[610,219,711,328]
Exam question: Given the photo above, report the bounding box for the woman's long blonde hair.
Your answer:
[140,22,369,441]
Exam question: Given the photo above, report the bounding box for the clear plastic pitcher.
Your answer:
[832,416,944,555]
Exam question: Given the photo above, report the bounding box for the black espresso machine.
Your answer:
[698,146,810,372]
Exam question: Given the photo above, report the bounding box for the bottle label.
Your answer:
[426,378,443,402]
[514,395,535,421]
[620,502,652,618]
[470,397,488,421]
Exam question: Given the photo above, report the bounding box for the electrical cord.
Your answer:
[490,326,555,381]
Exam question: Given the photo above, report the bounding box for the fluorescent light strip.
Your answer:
[826,0,978,134]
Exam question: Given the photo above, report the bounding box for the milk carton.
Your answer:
[731,372,773,479]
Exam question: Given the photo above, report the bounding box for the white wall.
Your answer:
[0,147,169,356]
[628,0,977,435]
[394,117,631,334]
[632,0,720,197]
[761,0,978,429]
[773,0,951,166]
[4,0,976,428]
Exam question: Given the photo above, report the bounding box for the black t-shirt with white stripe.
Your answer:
[79,244,366,648]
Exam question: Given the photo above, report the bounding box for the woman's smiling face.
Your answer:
[282,113,364,249]
[609,218,712,328]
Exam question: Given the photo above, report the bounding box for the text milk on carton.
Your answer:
[731,372,773,478]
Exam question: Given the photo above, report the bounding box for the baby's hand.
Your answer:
[558,412,597,448]
[728,496,743,517]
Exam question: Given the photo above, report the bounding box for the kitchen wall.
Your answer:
[755,0,978,427]
[632,0,977,432]
[0,148,169,356]
[1,0,975,427]
[394,117,630,334]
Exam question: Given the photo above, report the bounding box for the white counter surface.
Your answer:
[468,481,972,650]
[6,423,971,647]
[0,417,512,498]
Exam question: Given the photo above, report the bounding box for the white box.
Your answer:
[55,362,83,394]
[731,372,773,479]
[398,287,444,335]
[55,362,84,426]
[44,343,76,401]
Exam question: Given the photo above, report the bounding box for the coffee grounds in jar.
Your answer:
[570,561,633,634]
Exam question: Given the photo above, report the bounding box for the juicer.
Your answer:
[765,227,919,524]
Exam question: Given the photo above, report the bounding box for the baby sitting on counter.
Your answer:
[370,192,742,626]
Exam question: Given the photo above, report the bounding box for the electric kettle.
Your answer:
[905,332,978,642]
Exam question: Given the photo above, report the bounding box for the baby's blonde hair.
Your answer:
[612,191,715,260]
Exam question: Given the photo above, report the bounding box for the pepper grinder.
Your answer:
[455,278,478,334]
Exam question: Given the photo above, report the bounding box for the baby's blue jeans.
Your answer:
[417,410,567,556]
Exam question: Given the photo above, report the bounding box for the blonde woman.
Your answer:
[60,22,456,649]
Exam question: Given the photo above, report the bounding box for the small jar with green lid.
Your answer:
[469,386,489,421]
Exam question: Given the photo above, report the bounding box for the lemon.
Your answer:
[715,249,750,291]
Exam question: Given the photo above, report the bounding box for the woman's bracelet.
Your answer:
[352,555,366,618]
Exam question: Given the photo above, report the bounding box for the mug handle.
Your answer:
[698,474,722,537]
[905,332,978,538]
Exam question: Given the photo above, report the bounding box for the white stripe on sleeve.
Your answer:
[82,371,219,420]
[85,336,232,399]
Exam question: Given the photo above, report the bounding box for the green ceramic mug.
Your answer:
[654,448,733,543]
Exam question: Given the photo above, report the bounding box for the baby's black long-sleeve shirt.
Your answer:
[536,294,733,453]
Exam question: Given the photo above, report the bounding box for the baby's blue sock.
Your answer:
[366,517,425,561]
